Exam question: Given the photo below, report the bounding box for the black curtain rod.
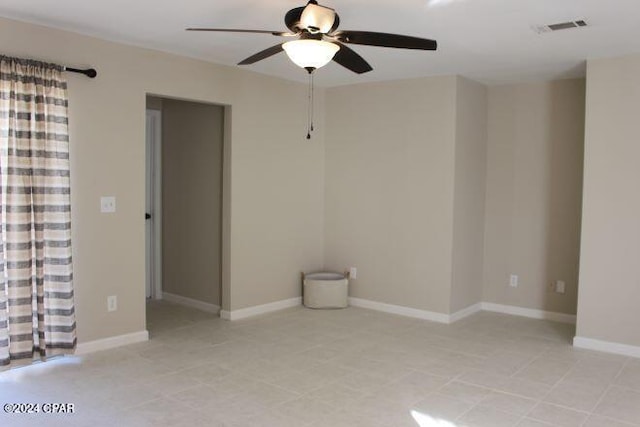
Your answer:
[63,66,97,78]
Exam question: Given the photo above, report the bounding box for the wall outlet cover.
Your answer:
[101,196,116,213]
[509,274,518,287]
[107,295,118,312]
[349,267,357,279]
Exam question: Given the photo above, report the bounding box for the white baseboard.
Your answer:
[221,296,478,324]
[349,297,450,324]
[75,330,149,355]
[348,298,574,325]
[221,297,301,321]
[481,302,576,324]
[573,336,640,358]
[162,292,220,314]
[450,303,483,323]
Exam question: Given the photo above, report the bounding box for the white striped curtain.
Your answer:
[0,56,76,366]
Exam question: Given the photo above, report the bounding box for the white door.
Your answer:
[145,109,162,299]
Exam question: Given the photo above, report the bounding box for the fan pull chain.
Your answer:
[311,72,315,133]
[306,69,315,140]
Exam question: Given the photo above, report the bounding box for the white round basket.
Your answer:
[303,272,349,309]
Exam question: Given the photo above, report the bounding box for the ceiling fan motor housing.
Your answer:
[299,2,337,33]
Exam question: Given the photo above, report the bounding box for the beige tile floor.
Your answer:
[2,300,640,426]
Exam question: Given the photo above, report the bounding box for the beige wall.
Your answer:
[0,17,325,342]
[324,76,458,314]
[1,14,597,345]
[161,99,224,306]
[450,77,488,313]
[577,55,640,346]
[483,79,585,315]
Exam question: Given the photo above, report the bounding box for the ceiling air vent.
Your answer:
[533,19,588,34]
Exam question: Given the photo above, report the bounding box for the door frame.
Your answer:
[144,96,231,317]
[146,109,163,300]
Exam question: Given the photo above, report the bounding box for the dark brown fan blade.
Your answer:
[332,43,373,74]
[238,44,284,65]
[333,31,437,50]
[284,6,305,31]
[187,28,294,37]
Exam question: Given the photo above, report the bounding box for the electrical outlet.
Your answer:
[555,280,566,294]
[349,267,357,279]
[509,274,518,287]
[107,295,117,312]
[101,196,116,213]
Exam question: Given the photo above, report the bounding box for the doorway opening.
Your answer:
[145,95,227,333]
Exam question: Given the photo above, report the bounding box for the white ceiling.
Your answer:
[1,0,640,87]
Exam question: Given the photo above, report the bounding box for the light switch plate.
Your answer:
[101,196,116,213]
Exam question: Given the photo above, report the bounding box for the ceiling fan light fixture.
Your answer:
[282,39,339,70]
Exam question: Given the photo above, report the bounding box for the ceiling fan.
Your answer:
[187,0,438,74]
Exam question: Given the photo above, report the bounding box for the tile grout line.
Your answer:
[508,348,549,380]
[453,363,600,425]
[582,357,633,426]
[522,353,632,426]
[521,357,591,425]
